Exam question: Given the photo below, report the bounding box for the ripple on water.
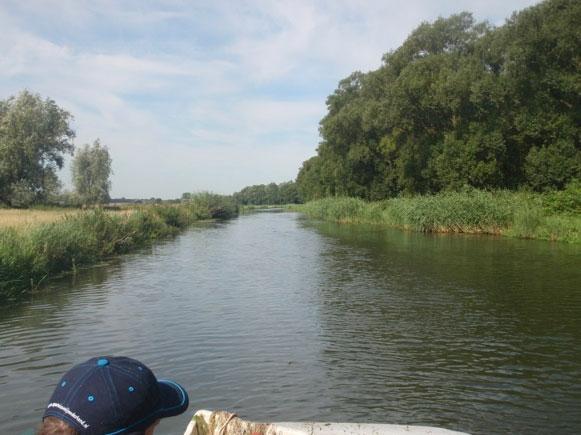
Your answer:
[1,213,581,435]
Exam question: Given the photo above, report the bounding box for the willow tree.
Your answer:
[0,90,75,206]
[72,140,113,205]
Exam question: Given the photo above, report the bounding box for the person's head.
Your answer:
[39,356,189,435]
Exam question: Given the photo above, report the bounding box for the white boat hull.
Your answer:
[184,410,468,435]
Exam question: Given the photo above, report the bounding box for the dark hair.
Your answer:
[38,417,78,435]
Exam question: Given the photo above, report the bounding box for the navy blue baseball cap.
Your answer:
[43,356,189,434]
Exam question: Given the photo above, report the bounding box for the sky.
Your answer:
[0,0,540,198]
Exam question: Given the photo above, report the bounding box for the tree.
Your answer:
[296,156,326,201]
[233,181,302,205]
[297,0,580,199]
[278,181,301,204]
[0,90,74,206]
[72,140,112,205]
[524,140,581,191]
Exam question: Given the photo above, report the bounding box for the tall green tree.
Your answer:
[0,90,74,206]
[297,0,580,199]
[278,181,301,204]
[72,140,113,205]
[233,181,302,205]
[296,156,327,201]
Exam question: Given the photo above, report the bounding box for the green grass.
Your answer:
[0,196,237,296]
[294,189,580,243]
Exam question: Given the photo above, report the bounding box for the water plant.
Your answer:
[295,189,580,243]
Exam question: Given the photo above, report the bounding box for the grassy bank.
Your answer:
[294,187,580,243]
[0,195,237,296]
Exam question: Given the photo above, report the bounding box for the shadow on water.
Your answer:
[0,261,116,323]
[0,219,227,320]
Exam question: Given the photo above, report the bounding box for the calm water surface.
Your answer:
[1,212,580,434]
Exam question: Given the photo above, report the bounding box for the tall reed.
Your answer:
[0,197,237,297]
[296,189,580,243]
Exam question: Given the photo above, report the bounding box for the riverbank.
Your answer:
[0,196,237,296]
[294,188,580,243]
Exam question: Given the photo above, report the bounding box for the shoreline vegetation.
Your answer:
[1,2,578,299]
[290,0,580,245]
[293,187,580,243]
[0,194,237,297]
[295,0,580,217]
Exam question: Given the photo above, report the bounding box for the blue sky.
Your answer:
[0,0,539,198]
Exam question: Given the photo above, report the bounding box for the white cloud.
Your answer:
[0,0,540,197]
[189,99,325,142]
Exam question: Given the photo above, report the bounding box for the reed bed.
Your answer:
[0,196,237,296]
[295,189,580,243]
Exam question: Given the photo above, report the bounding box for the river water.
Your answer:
[1,211,580,434]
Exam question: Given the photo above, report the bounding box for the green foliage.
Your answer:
[433,129,507,190]
[296,0,581,200]
[278,181,301,204]
[8,180,37,208]
[508,202,543,239]
[233,181,301,205]
[296,157,327,201]
[541,180,581,215]
[533,215,581,242]
[524,141,580,191]
[506,203,580,242]
[298,197,368,223]
[0,90,74,206]
[0,199,239,296]
[383,190,516,233]
[72,140,113,205]
[297,191,580,243]
[181,192,238,219]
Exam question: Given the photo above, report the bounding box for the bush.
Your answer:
[542,180,581,215]
[182,192,238,220]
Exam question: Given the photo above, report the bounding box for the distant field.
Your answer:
[0,209,75,229]
[0,208,133,229]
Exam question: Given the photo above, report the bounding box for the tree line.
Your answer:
[296,0,580,201]
[232,181,301,205]
[0,90,112,207]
